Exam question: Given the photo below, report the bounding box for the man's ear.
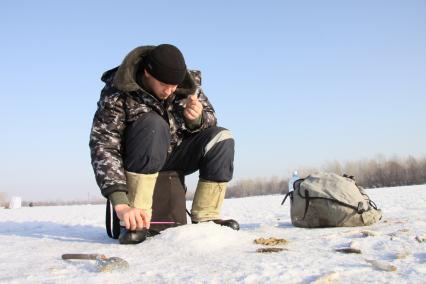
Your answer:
[143,69,152,79]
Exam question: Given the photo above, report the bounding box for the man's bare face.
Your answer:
[143,70,178,100]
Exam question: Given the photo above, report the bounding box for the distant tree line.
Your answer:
[21,198,105,207]
[227,155,426,198]
[227,176,287,198]
[0,195,105,208]
[4,155,425,206]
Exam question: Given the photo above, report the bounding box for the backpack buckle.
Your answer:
[357,202,365,214]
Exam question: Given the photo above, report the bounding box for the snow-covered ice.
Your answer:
[0,185,425,283]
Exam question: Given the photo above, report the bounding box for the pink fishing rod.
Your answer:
[149,221,180,225]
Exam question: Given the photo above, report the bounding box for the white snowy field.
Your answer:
[0,185,425,284]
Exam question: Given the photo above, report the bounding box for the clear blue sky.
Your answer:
[2,1,425,201]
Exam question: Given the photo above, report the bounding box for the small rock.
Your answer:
[361,230,380,237]
[365,259,397,272]
[415,235,426,243]
[254,237,288,246]
[335,248,362,254]
[256,247,286,253]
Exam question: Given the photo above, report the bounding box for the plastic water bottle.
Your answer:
[288,170,300,192]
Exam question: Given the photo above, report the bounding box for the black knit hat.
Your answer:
[144,44,187,85]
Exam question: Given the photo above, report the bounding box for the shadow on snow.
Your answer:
[0,221,114,244]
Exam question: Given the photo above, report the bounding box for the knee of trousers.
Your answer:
[123,112,171,174]
[200,127,235,182]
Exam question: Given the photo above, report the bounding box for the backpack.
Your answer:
[106,171,188,238]
[281,172,382,228]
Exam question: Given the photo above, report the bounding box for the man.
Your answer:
[90,44,238,244]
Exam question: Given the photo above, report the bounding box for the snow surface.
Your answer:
[0,185,425,283]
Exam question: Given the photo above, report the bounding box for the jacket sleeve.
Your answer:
[198,88,217,129]
[184,70,217,132]
[89,88,127,198]
[184,88,217,133]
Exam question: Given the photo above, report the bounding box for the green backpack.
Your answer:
[282,172,382,228]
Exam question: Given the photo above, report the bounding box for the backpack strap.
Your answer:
[281,191,292,205]
[368,199,378,210]
[356,185,379,210]
[281,178,304,205]
[350,176,379,211]
[302,189,310,220]
[106,199,120,239]
[297,187,367,214]
[343,174,355,180]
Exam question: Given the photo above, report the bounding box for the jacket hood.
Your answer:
[102,46,199,97]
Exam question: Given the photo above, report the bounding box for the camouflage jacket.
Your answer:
[89,46,217,198]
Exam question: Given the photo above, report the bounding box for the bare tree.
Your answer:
[0,192,7,207]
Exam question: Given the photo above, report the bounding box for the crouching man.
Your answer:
[89,44,239,244]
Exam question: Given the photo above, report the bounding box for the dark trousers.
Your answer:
[122,112,234,182]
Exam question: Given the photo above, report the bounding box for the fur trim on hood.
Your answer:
[111,45,199,97]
